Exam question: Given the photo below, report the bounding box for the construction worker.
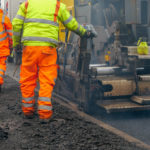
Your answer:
[12,0,88,122]
[0,8,13,92]
[105,50,111,66]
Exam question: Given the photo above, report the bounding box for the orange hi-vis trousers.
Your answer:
[20,46,57,119]
[0,57,7,85]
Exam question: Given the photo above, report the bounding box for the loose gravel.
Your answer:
[0,76,147,150]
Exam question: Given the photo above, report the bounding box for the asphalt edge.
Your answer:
[53,93,150,150]
[6,73,150,150]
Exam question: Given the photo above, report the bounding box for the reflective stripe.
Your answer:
[22,103,34,108]
[22,96,34,102]
[2,25,5,31]
[38,105,52,111]
[75,24,80,33]
[24,18,58,26]
[39,97,51,102]
[15,15,25,20]
[63,16,73,25]
[2,15,5,23]
[0,69,5,73]
[7,35,12,38]
[0,31,5,35]
[22,37,58,45]
[13,32,21,36]
[6,30,12,33]
[0,36,7,41]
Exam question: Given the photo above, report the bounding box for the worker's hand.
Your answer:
[84,31,95,38]
[83,24,97,38]
[9,43,13,54]
[14,45,22,53]
[10,47,13,55]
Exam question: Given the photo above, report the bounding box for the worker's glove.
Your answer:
[14,45,22,53]
[83,24,97,38]
[84,31,95,38]
[10,47,13,55]
[13,45,22,65]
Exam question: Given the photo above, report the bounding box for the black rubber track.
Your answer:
[0,76,147,150]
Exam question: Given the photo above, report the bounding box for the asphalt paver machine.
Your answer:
[57,0,150,113]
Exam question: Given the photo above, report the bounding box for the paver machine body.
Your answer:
[56,0,150,113]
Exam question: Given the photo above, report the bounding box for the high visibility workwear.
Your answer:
[12,0,86,48]
[13,0,86,120]
[0,9,13,57]
[0,9,12,86]
[0,57,7,85]
[20,46,57,119]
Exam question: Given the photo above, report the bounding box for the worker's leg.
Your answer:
[38,47,57,119]
[20,46,38,116]
[0,56,7,85]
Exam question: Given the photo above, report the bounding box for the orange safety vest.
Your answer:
[0,9,13,57]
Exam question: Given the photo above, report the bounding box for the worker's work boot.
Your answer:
[24,115,34,119]
[39,118,51,124]
[39,116,53,124]
[38,110,53,124]
[23,112,35,119]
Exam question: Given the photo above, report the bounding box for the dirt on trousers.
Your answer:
[0,76,147,150]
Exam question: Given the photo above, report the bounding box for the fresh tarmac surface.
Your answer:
[1,76,145,149]
[6,62,150,147]
[92,108,150,146]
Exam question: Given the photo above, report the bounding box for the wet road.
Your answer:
[6,62,150,147]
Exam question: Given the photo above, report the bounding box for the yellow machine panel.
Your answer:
[60,0,74,7]
[59,0,75,42]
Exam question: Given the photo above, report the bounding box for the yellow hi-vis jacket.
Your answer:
[12,0,86,48]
